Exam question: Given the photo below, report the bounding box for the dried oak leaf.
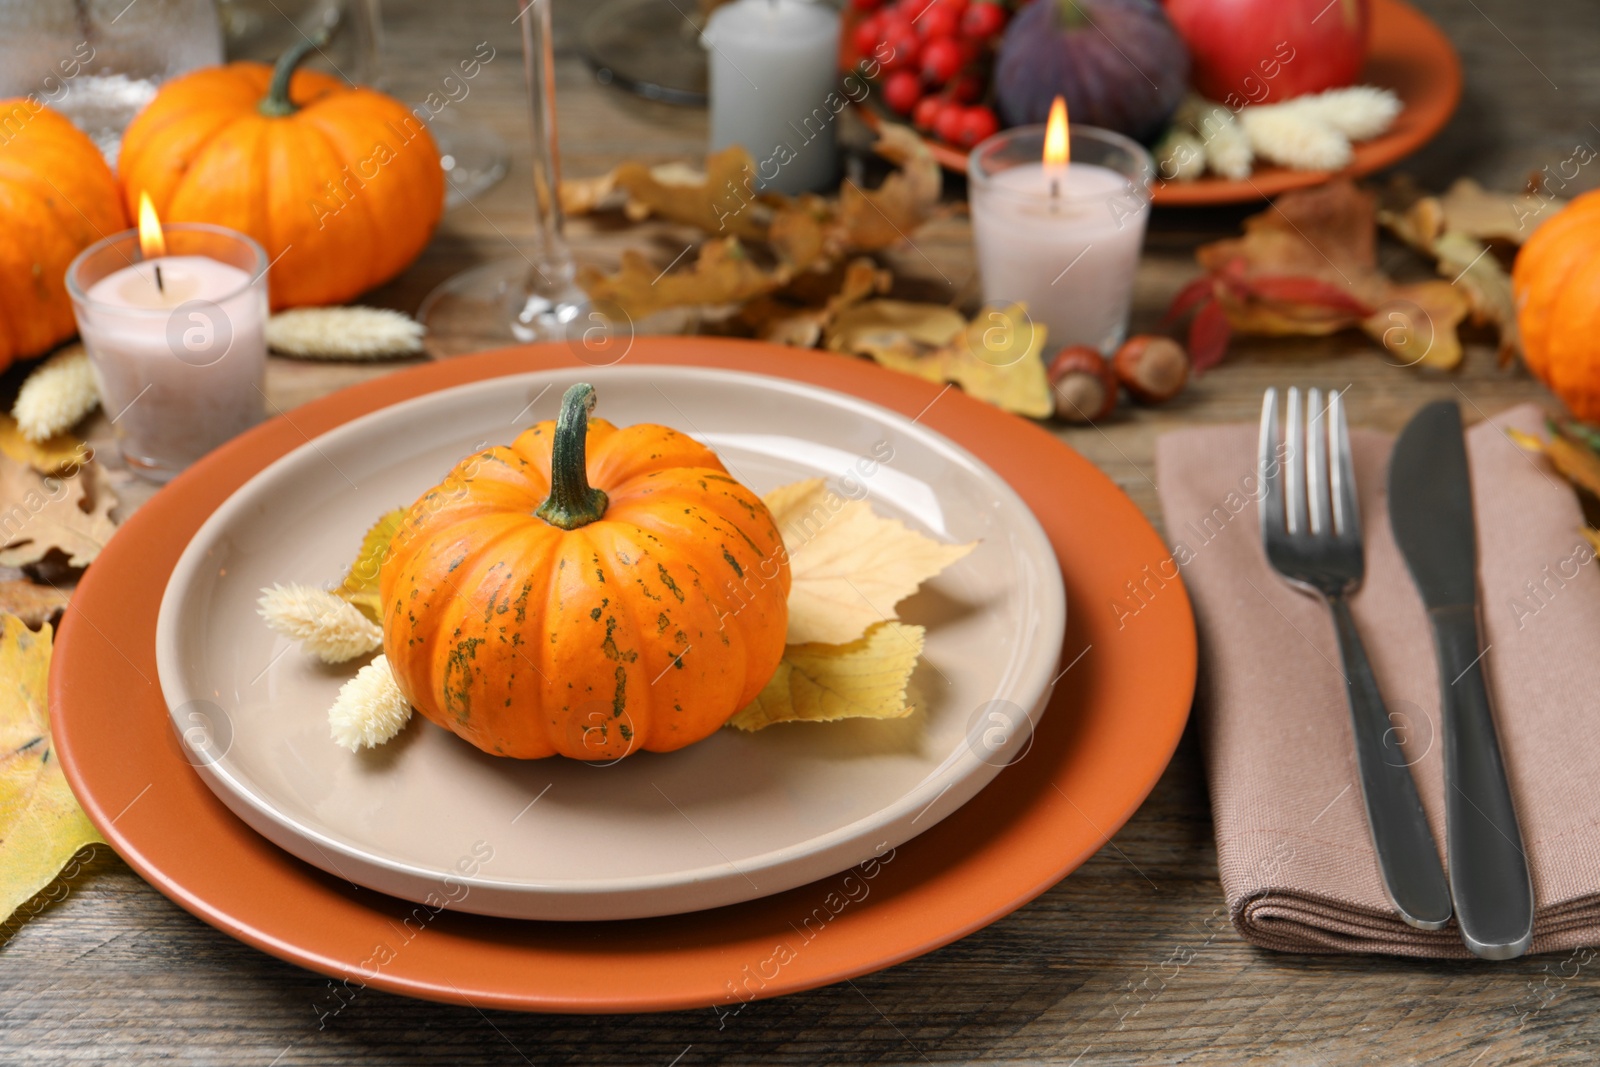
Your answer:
[1194,179,1467,369]
[0,580,69,629]
[0,452,117,569]
[337,507,407,624]
[558,168,619,216]
[1376,181,1520,365]
[738,257,892,348]
[611,147,767,238]
[1438,178,1565,244]
[578,238,788,319]
[0,416,89,476]
[727,621,925,731]
[0,615,103,924]
[764,477,975,646]
[835,124,942,252]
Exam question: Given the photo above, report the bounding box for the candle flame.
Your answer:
[1044,96,1069,168]
[137,192,166,259]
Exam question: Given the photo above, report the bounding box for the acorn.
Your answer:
[1048,345,1117,423]
[1112,335,1190,404]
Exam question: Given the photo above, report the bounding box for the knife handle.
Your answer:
[1328,596,1453,930]
[1431,604,1534,959]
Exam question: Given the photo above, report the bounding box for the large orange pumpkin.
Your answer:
[380,383,791,760]
[117,35,443,310]
[1512,190,1600,422]
[0,101,126,371]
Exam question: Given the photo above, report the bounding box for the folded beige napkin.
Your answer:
[1156,402,1600,956]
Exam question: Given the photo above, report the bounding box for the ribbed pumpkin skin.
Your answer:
[380,418,790,760]
[0,102,126,370]
[117,63,443,309]
[1513,190,1600,422]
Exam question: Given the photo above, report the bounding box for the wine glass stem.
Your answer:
[519,0,571,274]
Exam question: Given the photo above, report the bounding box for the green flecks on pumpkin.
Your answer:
[513,580,533,622]
[634,578,661,603]
[657,565,684,603]
[590,606,602,621]
[447,553,467,573]
[722,548,743,578]
[619,723,633,741]
[656,612,671,635]
[612,665,627,718]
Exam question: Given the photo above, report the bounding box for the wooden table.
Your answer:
[4,1,1597,1062]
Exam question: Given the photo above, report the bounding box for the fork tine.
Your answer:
[1306,387,1328,535]
[1258,388,1281,536]
[1330,389,1359,538]
[1285,387,1306,535]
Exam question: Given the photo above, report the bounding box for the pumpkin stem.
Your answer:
[535,383,609,530]
[259,28,332,117]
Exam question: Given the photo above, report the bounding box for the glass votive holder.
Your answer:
[66,223,269,483]
[968,125,1154,357]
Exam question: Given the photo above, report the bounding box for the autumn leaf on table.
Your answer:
[0,615,103,924]
[727,621,925,731]
[1171,180,1471,371]
[1377,180,1521,365]
[832,124,942,253]
[827,300,1053,418]
[611,146,769,239]
[0,450,117,569]
[579,239,789,320]
[735,257,892,348]
[764,477,975,645]
[0,581,70,630]
[0,416,90,476]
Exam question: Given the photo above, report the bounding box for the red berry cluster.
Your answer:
[852,0,1007,150]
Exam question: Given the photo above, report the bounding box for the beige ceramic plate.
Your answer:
[154,366,1064,921]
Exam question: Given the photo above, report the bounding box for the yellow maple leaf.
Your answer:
[764,478,975,645]
[0,415,89,476]
[728,621,924,730]
[337,507,407,624]
[0,615,103,924]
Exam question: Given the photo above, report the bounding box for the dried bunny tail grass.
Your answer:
[1239,107,1352,172]
[13,347,99,441]
[1177,97,1252,180]
[257,582,382,663]
[265,306,425,360]
[1288,86,1402,142]
[329,654,413,751]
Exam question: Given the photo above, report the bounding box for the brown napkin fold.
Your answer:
[1156,402,1600,956]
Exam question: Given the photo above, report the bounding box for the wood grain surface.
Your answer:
[3,0,1598,1062]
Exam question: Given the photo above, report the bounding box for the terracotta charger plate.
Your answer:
[51,339,1197,1013]
[857,0,1462,207]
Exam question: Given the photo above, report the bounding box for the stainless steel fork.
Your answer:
[1258,387,1453,931]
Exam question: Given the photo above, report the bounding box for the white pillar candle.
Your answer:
[69,231,268,482]
[969,123,1153,357]
[704,0,841,196]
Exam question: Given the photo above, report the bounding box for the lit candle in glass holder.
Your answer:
[968,97,1154,356]
[67,194,269,482]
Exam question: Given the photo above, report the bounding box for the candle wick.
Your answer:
[1050,177,1060,199]
[154,264,164,294]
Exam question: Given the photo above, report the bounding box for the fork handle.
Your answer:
[1327,595,1453,930]
[1430,604,1534,959]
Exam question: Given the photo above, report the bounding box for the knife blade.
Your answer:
[1389,400,1533,960]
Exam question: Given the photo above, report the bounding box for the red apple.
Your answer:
[1163,0,1370,106]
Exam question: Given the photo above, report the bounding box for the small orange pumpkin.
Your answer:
[0,101,126,371]
[380,383,791,760]
[1512,190,1600,422]
[117,35,443,310]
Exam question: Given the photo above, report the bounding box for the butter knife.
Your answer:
[1388,401,1533,959]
